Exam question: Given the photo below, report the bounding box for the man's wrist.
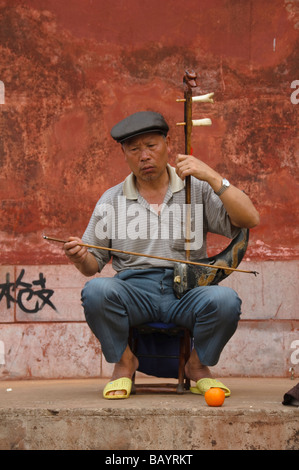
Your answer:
[74,252,99,276]
[215,178,230,197]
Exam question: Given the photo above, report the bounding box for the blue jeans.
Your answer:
[81,268,242,366]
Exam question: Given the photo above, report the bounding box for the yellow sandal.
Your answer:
[190,378,231,397]
[103,377,132,399]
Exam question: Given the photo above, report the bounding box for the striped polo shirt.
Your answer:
[82,164,239,272]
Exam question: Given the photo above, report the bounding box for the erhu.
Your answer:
[173,70,250,298]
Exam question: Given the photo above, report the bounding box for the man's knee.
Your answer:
[81,277,121,314]
[213,286,242,323]
[195,285,241,323]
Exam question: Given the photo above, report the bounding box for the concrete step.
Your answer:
[0,377,298,450]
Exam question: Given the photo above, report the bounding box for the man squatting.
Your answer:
[63,111,260,399]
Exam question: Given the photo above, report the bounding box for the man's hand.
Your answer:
[63,237,98,276]
[175,154,222,190]
[64,237,88,264]
[175,153,260,229]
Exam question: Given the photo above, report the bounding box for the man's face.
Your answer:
[122,132,170,183]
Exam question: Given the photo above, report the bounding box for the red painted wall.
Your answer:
[0,0,298,264]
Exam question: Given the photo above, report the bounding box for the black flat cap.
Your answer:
[111,111,169,143]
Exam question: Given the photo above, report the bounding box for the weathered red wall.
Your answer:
[0,1,298,381]
[0,0,298,264]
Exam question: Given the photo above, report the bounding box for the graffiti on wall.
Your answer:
[0,269,57,313]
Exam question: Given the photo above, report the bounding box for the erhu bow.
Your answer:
[173,70,250,298]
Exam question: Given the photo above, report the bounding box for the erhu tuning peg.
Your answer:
[176,118,212,127]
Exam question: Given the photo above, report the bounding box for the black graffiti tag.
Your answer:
[0,269,57,313]
[0,272,14,309]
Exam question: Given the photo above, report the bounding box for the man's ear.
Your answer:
[165,135,171,153]
[121,144,127,161]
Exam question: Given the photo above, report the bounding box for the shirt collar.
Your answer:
[123,164,184,200]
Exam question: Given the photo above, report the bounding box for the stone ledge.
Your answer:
[0,378,298,450]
